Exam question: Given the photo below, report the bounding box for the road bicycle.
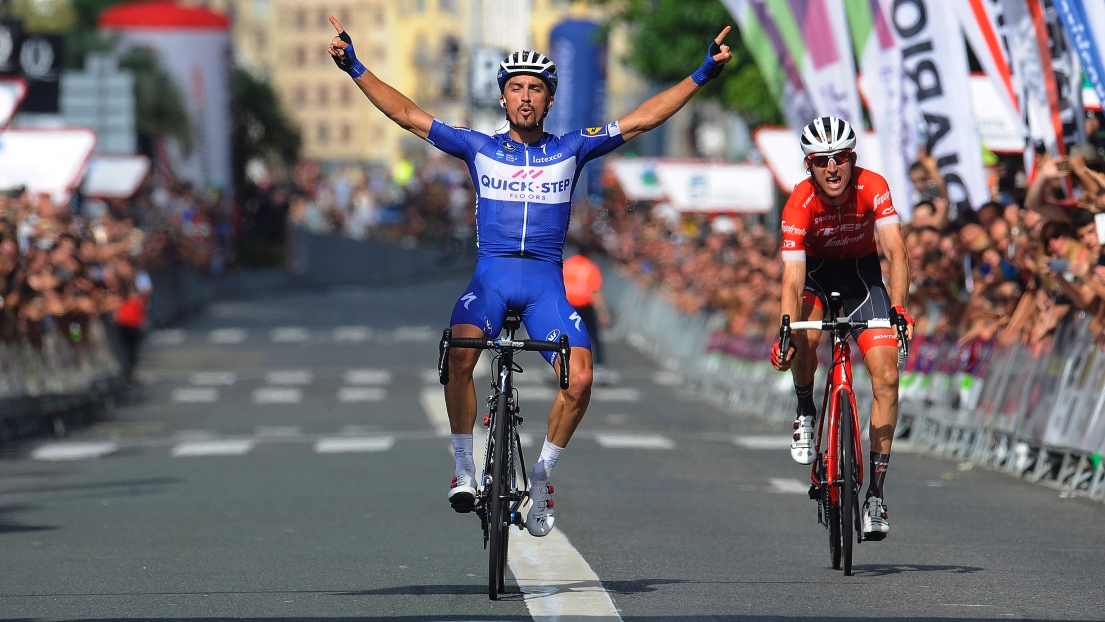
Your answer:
[777,292,907,576]
[438,310,570,600]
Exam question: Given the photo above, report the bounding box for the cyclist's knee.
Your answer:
[563,366,592,402]
[447,348,479,379]
[869,360,900,395]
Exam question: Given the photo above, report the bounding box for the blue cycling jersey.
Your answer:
[426,119,625,264]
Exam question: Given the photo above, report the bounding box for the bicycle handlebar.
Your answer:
[438,330,571,389]
[784,317,910,369]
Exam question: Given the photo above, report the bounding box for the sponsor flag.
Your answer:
[1035,0,1084,155]
[952,1,1025,129]
[894,0,988,219]
[845,0,917,221]
[1053,0,1105,106]
[722,0,817,129]
[996,0,1052,171]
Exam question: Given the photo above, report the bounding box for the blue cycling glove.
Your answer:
[331,30,366,78]
[690,40,725,86]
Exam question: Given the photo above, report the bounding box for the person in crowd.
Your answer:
[563,243,611,381]
[328,14,733,536]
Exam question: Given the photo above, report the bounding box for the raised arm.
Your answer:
[328,16,433,140]
[618,27,733,143]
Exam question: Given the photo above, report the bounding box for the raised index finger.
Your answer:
[715,26,731,45]
[329,15,344,33]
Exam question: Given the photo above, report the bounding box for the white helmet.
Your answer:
[497,50,558,96]
[800,116,856,156]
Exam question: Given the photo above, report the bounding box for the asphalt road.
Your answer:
[2,278,1104,622]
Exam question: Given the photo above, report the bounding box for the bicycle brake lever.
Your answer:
[438,329,451,385]
[558,335,570,390]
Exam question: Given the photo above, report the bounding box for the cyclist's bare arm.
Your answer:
[328,16,433,140]
[780,259,806,324]
[618,27,732,142]
[876,222,913,339]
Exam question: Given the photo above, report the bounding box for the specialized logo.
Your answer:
[485,317,493,335]
[569,312,582,331]
[546,329,562,341]
[461,292,477,309]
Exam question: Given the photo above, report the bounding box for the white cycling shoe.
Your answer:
[526,482,555,536]
[448,470,476,512]
[862,496,890,540]
[790,415,815,465]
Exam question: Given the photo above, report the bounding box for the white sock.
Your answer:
[530,437,563,484]
[451,433,474,476]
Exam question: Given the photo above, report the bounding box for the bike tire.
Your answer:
[488,391,511,600]
[829,501,842,570]
[840,394,856,576]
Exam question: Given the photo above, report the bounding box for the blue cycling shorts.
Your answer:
[450,256,591,365]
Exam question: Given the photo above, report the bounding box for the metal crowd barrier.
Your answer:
[602,262,1105,502]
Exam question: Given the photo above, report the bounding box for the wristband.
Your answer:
[332,31,367,78]
[690,41,725,86]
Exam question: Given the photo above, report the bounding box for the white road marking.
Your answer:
[190,372,237,386]
[593,433,674,450]
[338,387,387,402]
[420,387,451,436]
[733,436,792,450]
[31,442,118,461]
[333,326,372,342]
[592,387,641,402]
[393,326,434,341]
[150,329,186,346]
[519,386,559,401]
[314,437,395,453]
[421,369,443,384]
[652,370,683,386]
[339,425,383,436]
[520,433,535,448]
[509,529,623,621]
[255,426,302,437]
[208,328,247,344]
[343,369,392,385]
[252,387,302,404]
[171,387,219,403]
[768,478,810,494]
[265,370,314,385]
[172,440,255,457]
[271,327,310,343]
[173,430,216,440]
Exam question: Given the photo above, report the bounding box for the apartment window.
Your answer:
[439,0,457,12]
[318,85,330,106]
[341,84,353,104]
[294,87,307,107]
[294,45,306,66]
[294,9,306,29]
[318,122,331,144]
[341,123,352,143]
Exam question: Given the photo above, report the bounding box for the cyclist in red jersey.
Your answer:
[769,116,914,540]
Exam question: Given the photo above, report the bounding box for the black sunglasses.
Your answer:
[808,149,853,168]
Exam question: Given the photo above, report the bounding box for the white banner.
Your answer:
[953,1,1024,127]
[1041,0,1085,154]
[607,158,666,201]
[970,75,1028,152]
[655,162,775,213]
[754,126,883,194]
[0,77,26,127]
[82,155,150,198]
[801,0,865,125]
[1004,0,1056,168]
[893,0,988,220]
[0,128,96,201]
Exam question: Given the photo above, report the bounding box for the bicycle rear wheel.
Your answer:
[488,391,511,600]
[840,394,856,576]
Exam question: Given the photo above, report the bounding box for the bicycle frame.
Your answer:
[814,331,864,512]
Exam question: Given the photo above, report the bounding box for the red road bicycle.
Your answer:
[777,292,907,576]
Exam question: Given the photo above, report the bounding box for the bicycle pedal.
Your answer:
[863,532,886,542]
[450,500,475,514]
[807,484,818,500]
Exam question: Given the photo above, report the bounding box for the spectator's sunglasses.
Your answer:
[807,149,853,168]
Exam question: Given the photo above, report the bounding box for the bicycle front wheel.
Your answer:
[840,394,856,576]
[488,391,511,600]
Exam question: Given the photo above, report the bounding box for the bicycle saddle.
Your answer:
[503,309,522,333]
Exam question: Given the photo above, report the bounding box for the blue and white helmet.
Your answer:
[800,116,856,155]
[497,50,558,96]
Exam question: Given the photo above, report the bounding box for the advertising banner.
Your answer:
[546,19,607,197]
[1053,0,1105,105]
[655,161,775,213]
[891,0,987,220]
[0,128,96,200]
[82,155,151,198]
[952,0,1024,126]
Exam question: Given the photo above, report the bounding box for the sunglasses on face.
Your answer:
[808,149,853,168]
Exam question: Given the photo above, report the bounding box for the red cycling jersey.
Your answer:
[780,167,900,262]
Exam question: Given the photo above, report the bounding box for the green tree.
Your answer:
[588,0,783,125]
[231,67,302,194]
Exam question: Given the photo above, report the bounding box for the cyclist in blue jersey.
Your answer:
[329,16,732,536]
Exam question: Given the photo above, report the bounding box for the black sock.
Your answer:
[868,452,890,499]
[795,382,815,419]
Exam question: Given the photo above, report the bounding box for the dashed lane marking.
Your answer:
[208,328,247,344]
[271,327,310,343]
[392,326,434,341]
[652,370,683,386]
[733,436,792,450]
[171,387,219,403]
[338,387,387,402]
[150,329,185,346]
[419,387,451,436]
[592,387,641,402]
[314,437,395,453]
[264,370,314,385]
[256,426,302,437]
[190,372,237,386]
[593,433,674,450]
[509,529,623,622]
[333,326,372,342]
[343,369,392,385]
[768,478,810,494]
[172,440,255,457]
[31,442,119,461]
[252,387,303,404]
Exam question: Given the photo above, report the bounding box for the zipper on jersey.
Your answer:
[521,142,529,253]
